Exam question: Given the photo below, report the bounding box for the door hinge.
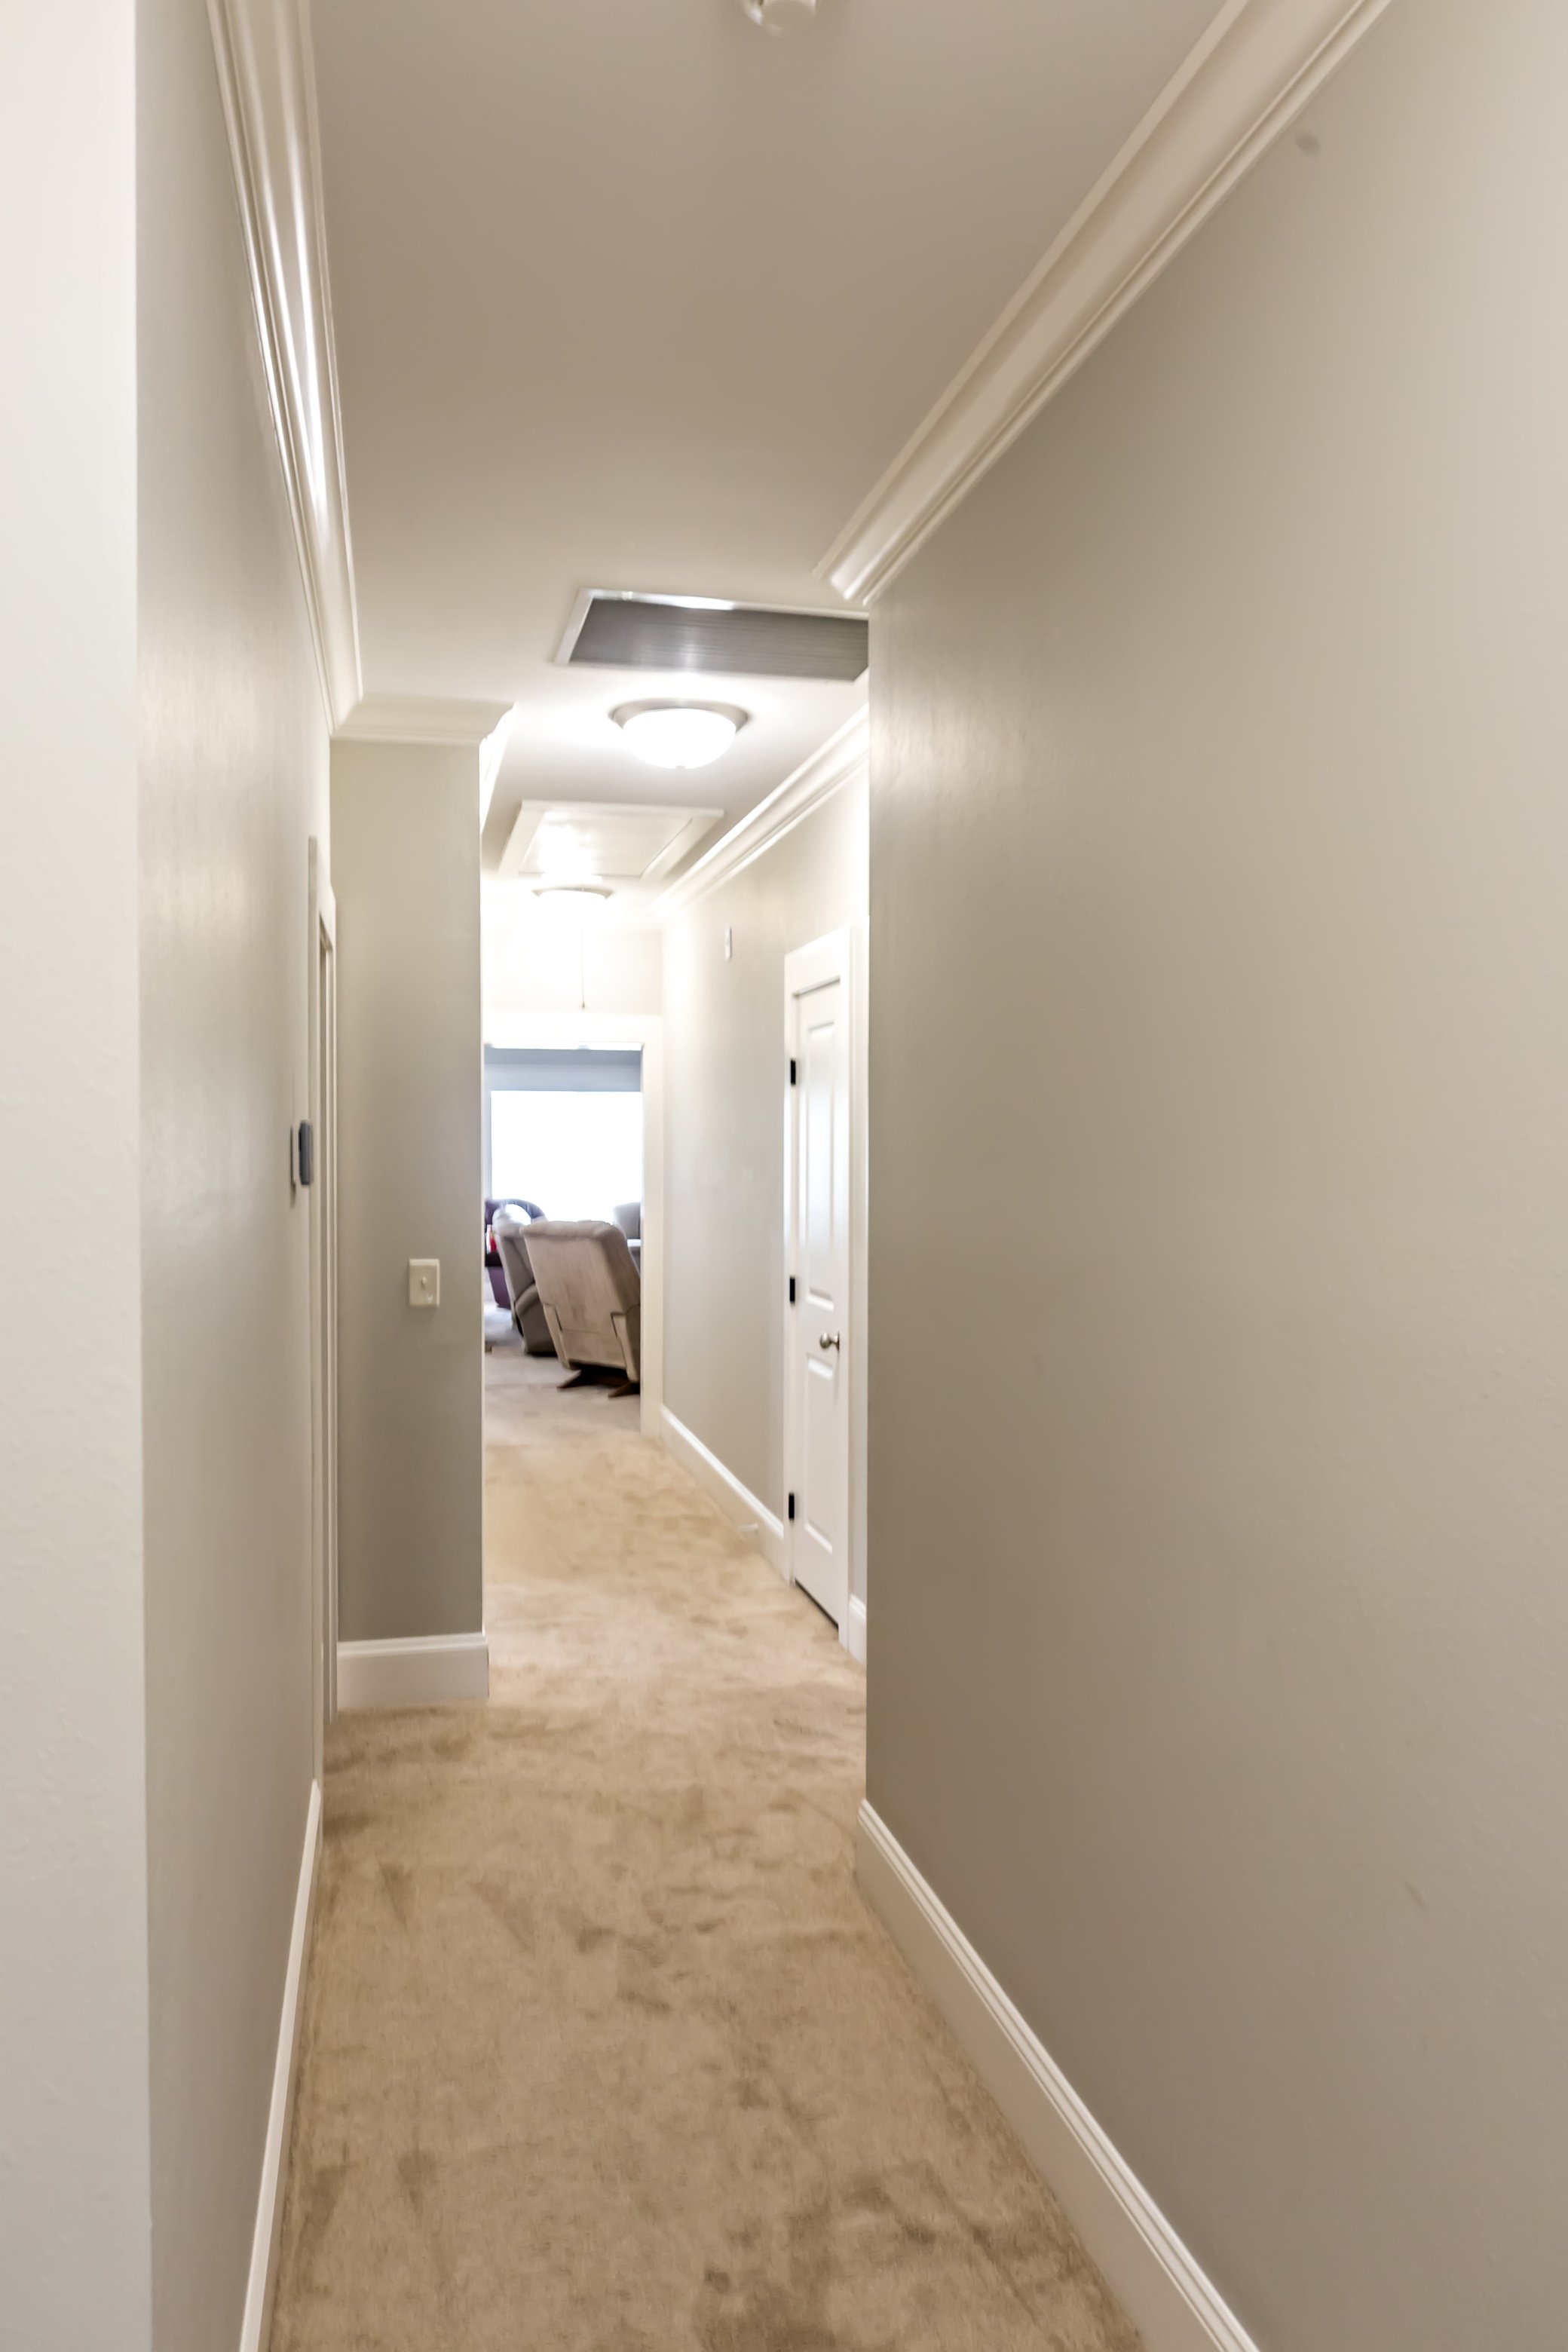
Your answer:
[789,1276,796,1303]
[787,1493,796,1521]
[789,1057,797,1086]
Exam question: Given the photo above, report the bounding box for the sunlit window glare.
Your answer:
[490,1090,642,1225]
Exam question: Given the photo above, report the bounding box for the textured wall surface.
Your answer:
[333,740,484,1643]
[663,777,867,1552]
[137,0,330,2342]
[868,5,1568,2348]
[0,10,152,2345]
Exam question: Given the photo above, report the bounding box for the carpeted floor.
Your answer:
[269,1347,1140,2352]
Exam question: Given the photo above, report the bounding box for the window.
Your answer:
[486,1049,642,1223]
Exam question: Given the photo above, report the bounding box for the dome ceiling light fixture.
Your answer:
[737,0,819,35]
[611,701,749,771]
[533,884,612,903]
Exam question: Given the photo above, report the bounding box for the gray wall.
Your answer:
[333,740,484,1643]
[868,5,1568,2349]
[663,776,867,1533]
[0,9,152,2344]
[136,1,330,2342]
[1,2,329,2341]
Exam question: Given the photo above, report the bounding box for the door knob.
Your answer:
[818,1331,841,1352]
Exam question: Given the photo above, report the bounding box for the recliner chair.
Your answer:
[486,1195,542,1309]
[524,1220,642,1392]
[491,1208,554,1355]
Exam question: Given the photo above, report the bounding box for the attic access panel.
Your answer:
[559,592,868,681]
[498,801,721,885]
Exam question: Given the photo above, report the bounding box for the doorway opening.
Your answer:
[480,1022,664,1441]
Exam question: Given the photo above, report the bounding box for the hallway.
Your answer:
[268,1353,1137,2350]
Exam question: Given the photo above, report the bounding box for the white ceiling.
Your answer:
[310,0,1220,872]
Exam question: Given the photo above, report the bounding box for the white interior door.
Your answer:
[789,969,850,1626]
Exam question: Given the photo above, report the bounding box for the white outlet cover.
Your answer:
[409,1258,440,1308]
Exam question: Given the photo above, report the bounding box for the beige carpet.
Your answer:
[269,1349,1140,2352]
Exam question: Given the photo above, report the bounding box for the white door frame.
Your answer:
[482,1009,664,1438]
[307,839,339,1770]
[783,926,868,1661]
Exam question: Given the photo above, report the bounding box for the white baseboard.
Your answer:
[240,1777,321,2352]
[336,1631,489,1709]
[846,1592,868,1665]
[856,1804,1259,2352]
[661,1405,787,1580]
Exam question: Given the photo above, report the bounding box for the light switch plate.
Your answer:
[409,1258,440,1309]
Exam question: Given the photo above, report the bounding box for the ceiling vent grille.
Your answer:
[559,592,868,681]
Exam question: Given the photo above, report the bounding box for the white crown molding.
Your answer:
[857,1802,1262,2352]
[336,696,517,821]
[820,0,1396,605]
[335,694,514,746]
[654,704,869,923]
[208,0,363,727]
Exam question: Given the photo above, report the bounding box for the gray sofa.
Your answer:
[612,1199,642,1270]
[491,1208,554,1355]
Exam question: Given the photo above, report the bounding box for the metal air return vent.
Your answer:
[559,591,868,681]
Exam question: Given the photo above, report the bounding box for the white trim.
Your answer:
[337,1631,490,1709]
[207,0,362,726]
[485,1012,659,1048]
[856,1805,1262,2352]
[819,0,1395,603]
[846,1594,867,1666]
[240,1777,321,2352]
[661,1406,787,1582]
[655,706,868,921]
[482,1009,665,1438]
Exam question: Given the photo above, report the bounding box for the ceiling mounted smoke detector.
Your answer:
[737,0,819,35]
